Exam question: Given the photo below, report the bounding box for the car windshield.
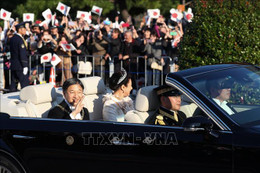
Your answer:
[186,65,260,127]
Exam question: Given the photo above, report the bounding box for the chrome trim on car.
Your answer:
[219,131,233,134]
[166,77,231,131]
[12,135,35,139]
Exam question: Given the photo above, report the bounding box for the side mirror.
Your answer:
[182,116,213,132]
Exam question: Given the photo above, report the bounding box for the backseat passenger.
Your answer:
[48,78,89,120]
[102,69,134,122]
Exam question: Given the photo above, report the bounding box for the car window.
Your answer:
[186,66,260,126]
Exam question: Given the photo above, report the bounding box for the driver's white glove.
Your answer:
[23,67,28,75]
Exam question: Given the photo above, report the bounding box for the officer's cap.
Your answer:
[15,22,25,31]
[154,85,182,97]
[15,21,32,31]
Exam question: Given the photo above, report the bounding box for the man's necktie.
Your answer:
[174,111,178,122]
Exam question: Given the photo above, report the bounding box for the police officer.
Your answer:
[9,22,29,92]
[148,85,187,126]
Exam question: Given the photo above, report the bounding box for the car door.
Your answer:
[129,124,233,173]
[78,120,234,173]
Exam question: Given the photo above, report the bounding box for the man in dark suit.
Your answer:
[9,22,30,92]
[48,78,89,120]
[149,85,186,126]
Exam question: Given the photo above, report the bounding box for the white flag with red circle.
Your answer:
[171,37,181,48]
[61,43,76,52]
[56,2,70,16]
[170,8,183,22]
[91,5,102,16]
[39,19,51,28]
[42,9,52,21]
[0,8,11,21]
[23,13,34,22]
[147,9,160,19]
[184,8,194,23]
[40,53,52,64]
[77,11,92,24]
[51,53,61,67]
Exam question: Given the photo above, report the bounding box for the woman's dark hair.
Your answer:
[75,33,84,40]
[62,78,84,93]
[100,27,108,37]
[109,69,131,91]
[57,34,68,43]
[112,28,121,34]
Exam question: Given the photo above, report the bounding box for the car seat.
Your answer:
[125,85,159,123]
[80,76,109,121]
[19,84,61,118]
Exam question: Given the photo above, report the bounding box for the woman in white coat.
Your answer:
[103,69,134,122]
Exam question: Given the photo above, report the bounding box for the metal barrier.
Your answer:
[0,55,4,89]
[2,53,177,89]
[111,56,177,89]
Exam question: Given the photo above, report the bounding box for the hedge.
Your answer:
[179,0,260,69]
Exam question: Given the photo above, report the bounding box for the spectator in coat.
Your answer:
[37,30,58,82]
[56,35,73,85]
[143,31,167,85]
[71,34,89,77]
[119,29,142,89]
[103,28,122,82]
[91,28,108,78]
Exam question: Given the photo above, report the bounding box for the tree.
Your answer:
[179,0,260,69]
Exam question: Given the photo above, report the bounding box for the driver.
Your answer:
[206,76,235,115]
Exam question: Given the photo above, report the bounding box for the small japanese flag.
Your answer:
[0,8,11,21]
[77,11,92,24]
[56,2,70,16]
[51,53,61,67]
[42,9,52,21]
[147,9,160,19]
[61,43,76,51]
[23,13,34,22]
[39,19,51,27]
[184,8,194,23]
[171,37,180,48]
[51,13,59,26]
[40,53,52,64]
[91,5,102,16]
[170,8,183,22]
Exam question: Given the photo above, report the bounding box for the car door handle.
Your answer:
[13,135,36,139]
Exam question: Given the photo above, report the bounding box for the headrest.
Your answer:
[135,86,159,112]
[20,84,57,104]
[80,76,106,95]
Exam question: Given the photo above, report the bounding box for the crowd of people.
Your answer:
[0,7,190,91]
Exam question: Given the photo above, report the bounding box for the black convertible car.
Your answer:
[0,64,260,173]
